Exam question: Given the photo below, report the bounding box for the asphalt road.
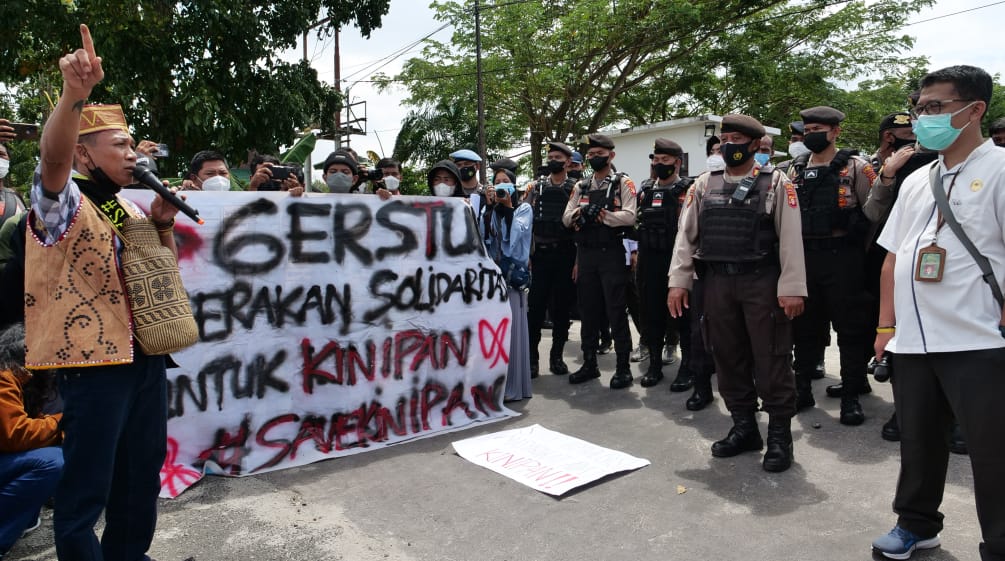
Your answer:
[8,330,979,561]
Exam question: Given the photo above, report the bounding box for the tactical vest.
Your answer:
[790,149,860,238]
[637,177,692,252]
[696,170,778,263]
[532,177,574,241]
[574,173,626,247]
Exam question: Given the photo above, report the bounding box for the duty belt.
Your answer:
[704,259,779,276]
[802,236,852,251]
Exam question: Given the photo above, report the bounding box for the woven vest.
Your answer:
[24,197,134,368]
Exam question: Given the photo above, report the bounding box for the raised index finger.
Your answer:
[80,24,97,58]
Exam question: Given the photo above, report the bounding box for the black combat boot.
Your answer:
[640,346,663,387]
[530,347,540,379]
[610,354,633,389]
[825,380,872,398]
[669,368,694,392]
[686,379,715,411]
[549,342,569,375]
[949,422,967,455]
[795,372,815,412]
[569,353,600,384]
[711,411,763,457]
[881,412,900,442]
[762,416,794,472]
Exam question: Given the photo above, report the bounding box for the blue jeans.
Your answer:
[0,446,63,552]
[54,350,167,561]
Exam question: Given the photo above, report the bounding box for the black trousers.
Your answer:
[703,266,796,418]
[793,244,872,392]
[689,276,716,384]
[638,246,690,362]
[528,241,576,362]
[893,350,1005,559]
[577,243,632,358]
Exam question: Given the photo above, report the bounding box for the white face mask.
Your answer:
[326,172,353,193]
[382,175,400,192]
[433,182,454,197]
[788,141,810,159]
[706,154,726,172]
[201,175,231,191]
[0,159,9,180]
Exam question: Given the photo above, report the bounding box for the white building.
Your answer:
[602,115,783,182]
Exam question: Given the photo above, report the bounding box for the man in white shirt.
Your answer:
[872,65,1005,561]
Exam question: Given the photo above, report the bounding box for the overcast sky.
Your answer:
[285,0,1005,171]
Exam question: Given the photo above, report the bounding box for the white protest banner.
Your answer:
[452,424,650,496]
[121,191,516,498]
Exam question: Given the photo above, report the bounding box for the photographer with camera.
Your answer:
[248,153,304,197]
[561,134,638,390]
[483,181,533,402]
[369,157,402,200]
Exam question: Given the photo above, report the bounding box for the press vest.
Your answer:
[637,177,692,252]
[696,170,778,263]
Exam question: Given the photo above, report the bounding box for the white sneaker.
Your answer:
[662,345,678,365]
[630,345,649,363]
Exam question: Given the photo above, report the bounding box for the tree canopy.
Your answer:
[379,0,940,170]
[0,0,389,179]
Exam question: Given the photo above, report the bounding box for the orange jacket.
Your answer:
[0,369,61,452]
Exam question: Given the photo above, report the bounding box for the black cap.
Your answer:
[580,133,615,150]
[546,141,574,158]
[489,158,518,173]
[427,160,461,187]
[789,121,805,135]
[322,150,358,175]
[879,112,912,132]
[720,114,766,139]
[650,138,683,159]
[800,106,846,126]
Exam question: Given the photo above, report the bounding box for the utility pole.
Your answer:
[334,26,342,149]
[474,0,487,183]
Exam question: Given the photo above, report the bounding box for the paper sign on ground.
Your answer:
[452,424,650,496]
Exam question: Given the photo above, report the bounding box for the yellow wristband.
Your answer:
[876,327,896,334]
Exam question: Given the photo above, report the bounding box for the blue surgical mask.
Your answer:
[753,153,771,166]
[912,102,975,151]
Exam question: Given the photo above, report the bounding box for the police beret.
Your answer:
[449,149,482,163]
[879,112,912,132]
[322,150,358,175]
[789,121,805,134]
[546,141,574,157]
[720,114,766,139]
[581,133,615,150]
[650,138,683,158]
[800,106,846,125]
[571,152,583,164]
[489,157,518,172]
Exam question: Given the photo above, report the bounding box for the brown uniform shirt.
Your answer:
[668,166,807,297]
[561,172,637,229]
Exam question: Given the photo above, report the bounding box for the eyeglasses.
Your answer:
[911,99,974,117]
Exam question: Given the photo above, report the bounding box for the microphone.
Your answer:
[132,164,204,225]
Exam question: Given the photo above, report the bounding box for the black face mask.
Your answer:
[653,163,676,180]
[568,169,583,180]
[803,131,832,154]
[546,159,566,174]
[890,136,915,151]
[588,155,609,171]
[720,142,755,167]
[459,166,477,182]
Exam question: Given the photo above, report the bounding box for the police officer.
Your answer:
[526,141,578,378]
[636,138,693,389]
[562,134,638,389]
[788,106,877,425]
[668,114,806,472]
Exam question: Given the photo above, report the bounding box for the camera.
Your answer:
[366,169,383,182]
[575,203,603,228]
[10,122,40,141]
[270,165,296,181]
[152,143,170,157]
[867,352,892,383]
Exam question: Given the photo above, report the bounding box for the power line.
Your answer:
[901,0,1005,27]
[340,22,452,84]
